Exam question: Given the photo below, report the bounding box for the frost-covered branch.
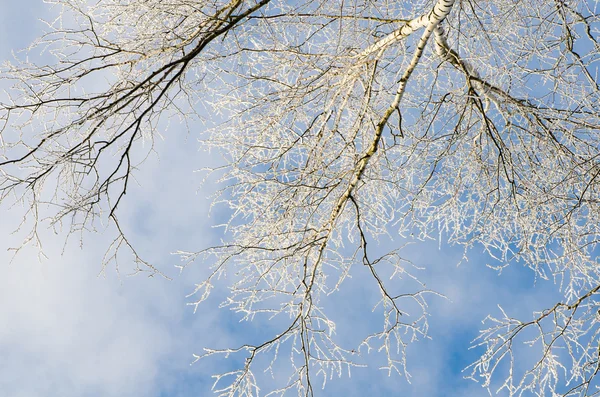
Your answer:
[2,0,600,395]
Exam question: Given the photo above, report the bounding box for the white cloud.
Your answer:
[0,255,168,396]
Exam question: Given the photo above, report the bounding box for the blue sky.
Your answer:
[0,2,569,397]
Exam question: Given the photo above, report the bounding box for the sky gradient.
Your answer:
[0,2,564,396]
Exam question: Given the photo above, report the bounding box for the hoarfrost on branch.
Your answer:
[1,0,600,395]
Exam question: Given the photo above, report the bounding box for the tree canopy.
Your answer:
[1,0,600,395]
